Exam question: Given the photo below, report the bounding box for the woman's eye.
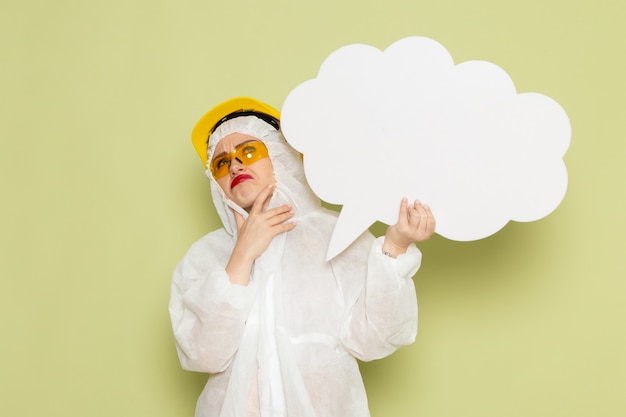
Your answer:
[242,145,256,155]
[215,158,230,169]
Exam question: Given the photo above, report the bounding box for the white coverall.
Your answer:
[169,116,422,417]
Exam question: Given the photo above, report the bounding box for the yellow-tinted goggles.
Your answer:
[210,140,270,179]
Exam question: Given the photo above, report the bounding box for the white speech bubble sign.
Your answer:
[281,36,571,260]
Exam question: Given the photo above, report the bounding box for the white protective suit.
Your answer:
[169,116,422,417]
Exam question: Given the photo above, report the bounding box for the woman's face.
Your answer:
[212,133,274,211]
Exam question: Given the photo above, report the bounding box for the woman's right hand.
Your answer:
[225,184,296,285]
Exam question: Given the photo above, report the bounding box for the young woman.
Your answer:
[169,97,435,417]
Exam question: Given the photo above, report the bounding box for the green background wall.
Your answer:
[1,0,624,416]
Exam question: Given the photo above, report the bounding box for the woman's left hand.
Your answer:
[383,198,436,257]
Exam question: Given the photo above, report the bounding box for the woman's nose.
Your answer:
[229,158,245,175]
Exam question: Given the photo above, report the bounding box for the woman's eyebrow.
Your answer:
[235,139,257,147]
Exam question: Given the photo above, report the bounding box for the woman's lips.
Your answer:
[231,174,253,189]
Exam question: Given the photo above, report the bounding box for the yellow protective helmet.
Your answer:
[191,96,281,167]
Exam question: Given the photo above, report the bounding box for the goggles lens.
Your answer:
[210,140,269,179]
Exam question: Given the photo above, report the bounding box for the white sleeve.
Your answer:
[339,235,421,361]
[169,238,258,373]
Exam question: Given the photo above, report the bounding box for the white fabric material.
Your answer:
[169,117,422,417]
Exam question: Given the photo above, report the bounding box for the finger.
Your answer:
[414,200,427,212]
[260,184,276,211]
[415,206,436,239]
[408,201,424,227]
[425,208,436,235]
[420,204,435,228]
[250,184,275,214]
[265,204,293,219]
[273,221,297,234]
[397,197,409,225]
[268,209,295,226]
[418,202,430,222]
